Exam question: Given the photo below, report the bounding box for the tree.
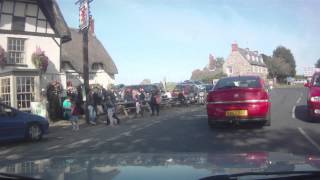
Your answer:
[315,58,320,68]
[140,79,151,84]
[216,57,225,68]
[273,46,296,77]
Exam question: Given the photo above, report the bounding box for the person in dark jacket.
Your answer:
[150,90,160,116]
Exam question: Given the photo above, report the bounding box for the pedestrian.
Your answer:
[62,96,72,120]
[139,88,146,116]
[106,95,117,126]
[70,98,80,131]
[150,90,160,116]
[88,91,97,125]
[110,88,121,124]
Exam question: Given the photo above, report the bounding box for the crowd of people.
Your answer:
[61,85,163,131]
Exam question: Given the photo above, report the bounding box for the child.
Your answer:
[70,99,80,131]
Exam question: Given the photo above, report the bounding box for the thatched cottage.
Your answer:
[0,0,117,111]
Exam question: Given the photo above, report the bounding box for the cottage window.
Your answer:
[92,63,104,71]
[7,38,25,64]
[12,16,26,31]
[0,77,10,106]
[16,77,35,110]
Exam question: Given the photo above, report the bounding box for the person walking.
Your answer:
[150,90,160,116]
[62,96,72,121]
[106,95,117,126]
[88,91,97,125]
[70,99,80,131]
[139,89,146,116]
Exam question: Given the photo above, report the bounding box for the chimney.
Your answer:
[89,15,95,35]
[231,43,238,52]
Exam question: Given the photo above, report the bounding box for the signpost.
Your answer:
[76,0,93,123]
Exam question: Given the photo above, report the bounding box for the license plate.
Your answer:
[226,110,248,117]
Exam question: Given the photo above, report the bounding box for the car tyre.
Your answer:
[265,111,271,126]
[26,123,43,142]
[208,120,215,129]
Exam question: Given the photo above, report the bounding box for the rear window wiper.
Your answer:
[0,172,40,180]
[200,170,320,180]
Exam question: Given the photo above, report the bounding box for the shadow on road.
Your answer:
[79,117,320,156]
[295,105,320,124]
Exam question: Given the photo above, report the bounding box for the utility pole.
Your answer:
[76,0,93,123]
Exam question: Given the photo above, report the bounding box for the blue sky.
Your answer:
[57,0,320,84]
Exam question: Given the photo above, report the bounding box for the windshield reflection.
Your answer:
[0,152,319,180]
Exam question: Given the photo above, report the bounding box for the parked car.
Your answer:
[171,83,199,103]
[305,72,320,120]
[125,84,159,94]
[0,102,49,142]
[207,76,271,128]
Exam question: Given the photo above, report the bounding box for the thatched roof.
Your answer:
[61,29,118,75]
[37,0,71,42]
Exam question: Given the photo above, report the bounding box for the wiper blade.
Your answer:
[200,170,320,180]
[0,172,40,180]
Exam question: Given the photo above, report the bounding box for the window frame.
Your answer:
[16,76,35,110]
[7,37,26,65]
[0,77,11,106]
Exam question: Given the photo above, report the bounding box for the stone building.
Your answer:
[223,43,268,79]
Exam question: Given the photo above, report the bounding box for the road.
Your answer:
[1,87,320,164]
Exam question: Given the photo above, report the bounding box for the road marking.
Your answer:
[192,115,207,117]
[298,127,320,152]
[292,106,296,119]
[296,97,302,104]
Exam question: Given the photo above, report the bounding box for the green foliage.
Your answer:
[273,46,296,76]
[165,82,177,91]
[140,79,151,84]
[315,58,320,68]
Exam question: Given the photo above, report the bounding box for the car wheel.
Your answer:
[27,124,43,141]
[208,121,215,129]
[263,109,271,127]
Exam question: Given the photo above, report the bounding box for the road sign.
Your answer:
[79,0,89,30]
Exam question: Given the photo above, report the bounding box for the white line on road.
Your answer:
[298,127,320,152]
[192,115,207,117]
[292,106,296,119]
[296,97,302,104]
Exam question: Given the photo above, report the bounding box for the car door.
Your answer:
[0,104,25,141]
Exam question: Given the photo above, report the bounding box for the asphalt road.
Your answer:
[1,87,320,164]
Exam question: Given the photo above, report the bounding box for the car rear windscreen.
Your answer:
[215,77,261,89]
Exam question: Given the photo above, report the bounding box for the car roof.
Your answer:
[220,75,261,80]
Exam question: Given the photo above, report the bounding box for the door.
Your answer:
[0,104,25,141]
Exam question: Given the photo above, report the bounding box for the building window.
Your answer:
[16,77,35,110]
[7,38,25,64]
[92,63,104,71]
[0,78,10,105]
[12,16,26,31]
[227,66,233,75]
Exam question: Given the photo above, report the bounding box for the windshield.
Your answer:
[215,76,261,89]
[0,0,319,179]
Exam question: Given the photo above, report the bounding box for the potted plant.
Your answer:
[31,47,49,73]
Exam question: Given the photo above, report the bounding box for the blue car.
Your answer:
[0,102,49,142]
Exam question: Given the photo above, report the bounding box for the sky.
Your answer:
[57,0,320,84]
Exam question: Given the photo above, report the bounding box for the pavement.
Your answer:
[1,87,320,164]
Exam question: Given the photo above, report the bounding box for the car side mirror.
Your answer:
[304,83,310,88]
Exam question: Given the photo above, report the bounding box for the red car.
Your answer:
[207,76,271,128]
[305,72,320,120]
